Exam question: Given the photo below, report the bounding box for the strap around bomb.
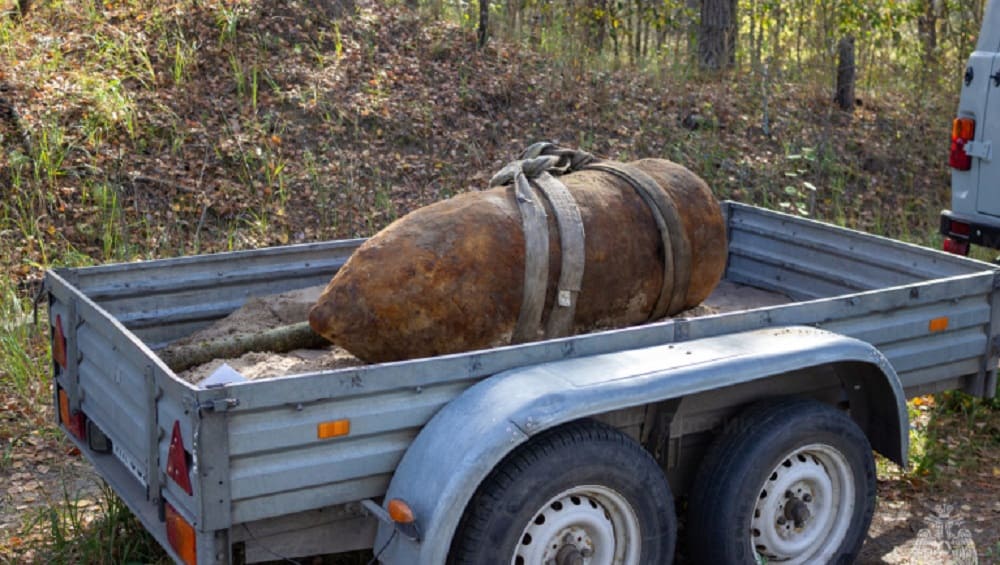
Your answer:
[490,147,587,342]
[583,161,692,320]
[490,144,691,343]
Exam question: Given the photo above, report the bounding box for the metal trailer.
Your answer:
[45,202,1000,564]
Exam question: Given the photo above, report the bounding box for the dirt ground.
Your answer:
[861,490,1000,563]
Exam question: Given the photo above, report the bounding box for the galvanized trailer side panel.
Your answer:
[60,240,361,348]
[722,204,998,396]
[49,203,999,537]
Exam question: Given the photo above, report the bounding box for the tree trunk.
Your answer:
[592,0,608,52]
[917,0,938,65]
[685,0,699,64]
[795,0,805,70]
[698,0,736,70]
[770,1,783,70]
[633,0,643,64]
[478,0,489,47]
[835,36,856,112]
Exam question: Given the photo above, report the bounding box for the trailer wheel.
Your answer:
[448,419,676,565]
[687,397,876,564]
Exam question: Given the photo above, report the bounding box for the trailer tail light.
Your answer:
[52,314,67,369]
[167,421,193,496]
[165,502,197,565]
[58,388,86,441]
[950,117,975,170]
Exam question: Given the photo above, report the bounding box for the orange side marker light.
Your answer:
[317,419,351,439]
[928,317,949,332]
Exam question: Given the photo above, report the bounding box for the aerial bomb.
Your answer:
[309,152,727,363]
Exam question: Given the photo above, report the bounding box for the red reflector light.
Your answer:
[950,117,975,171]
[165,502,197,565]
[167,421,193,495]
[58,388,86,441]
[943,237,970,256]
[53,314,67,369]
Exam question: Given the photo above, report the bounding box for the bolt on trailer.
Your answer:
[46,202,1000,564]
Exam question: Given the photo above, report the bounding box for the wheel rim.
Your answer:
[511,485,641,565]
[750,443,855,564]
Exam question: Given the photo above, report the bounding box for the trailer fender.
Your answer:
[373,326,907,565]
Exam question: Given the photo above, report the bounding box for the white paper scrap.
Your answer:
[199,363,248,388]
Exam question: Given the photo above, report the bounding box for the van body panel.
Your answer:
[975,53,1000,216]
[978,1,1000,52]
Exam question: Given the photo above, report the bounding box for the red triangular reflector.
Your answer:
[166,421,193,495]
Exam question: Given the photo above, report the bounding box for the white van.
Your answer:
[940,0,1000,255]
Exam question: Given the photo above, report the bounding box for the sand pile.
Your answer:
[163,285,365,384]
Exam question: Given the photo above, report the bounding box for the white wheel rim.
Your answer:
[511,485,641,565]
[750,443,855,564]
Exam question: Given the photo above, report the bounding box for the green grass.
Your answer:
[904,392,1000,484]
[0,281,47,406]
[9,483,170,565]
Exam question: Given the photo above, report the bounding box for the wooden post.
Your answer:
[835,36,855,112]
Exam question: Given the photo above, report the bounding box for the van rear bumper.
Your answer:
[940,209,1000,250]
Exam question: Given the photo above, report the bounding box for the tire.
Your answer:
[686,397,876,565]
[448,419,677,565]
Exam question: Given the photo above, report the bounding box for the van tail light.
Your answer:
[950,117,975,170]
[167,421,193,496]
[943,237,970,256]
[58,388,86,441]
[946,220,971,237]
[165,502,197,565]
